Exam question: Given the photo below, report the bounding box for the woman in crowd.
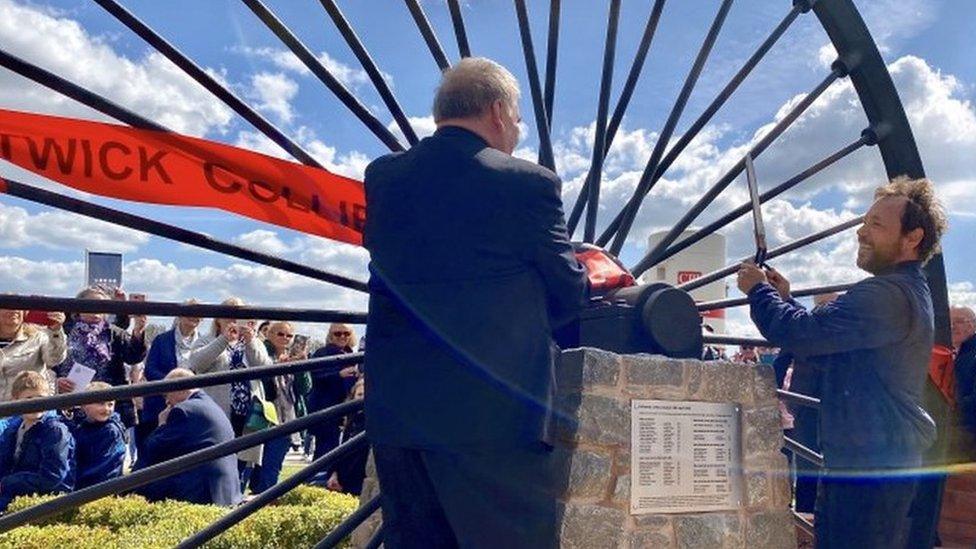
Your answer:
[0,306,66,402]
[187,297,271,487]
[248,320,311,493]
[308,323,359,461]
[136,300,203,453]
[326,378,367,496]
[54,287,146,428]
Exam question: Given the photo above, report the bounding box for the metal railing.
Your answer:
[0,302,376,547]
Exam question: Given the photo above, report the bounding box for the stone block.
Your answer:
[558,347,621,395]
[554,392,584,442]
[687,360,754,404]
[633,514,671,530]
[745,471,771,509]
[743,406,784,458]
[624,355,682,387]
[628,530,673,548]
[574,394,630,446]
[611,474,629,507]
[752,363,780,406]
[745,510,796,549]
[674,513,742,549]
[558,503,625,549]
[553,447,613,499]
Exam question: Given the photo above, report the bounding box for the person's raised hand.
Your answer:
[326,473,342,492]
[736,261,768,294]
[765,267,791,300]
[56,377,76,393]
[240,324,255,344]
[339,366,359,379]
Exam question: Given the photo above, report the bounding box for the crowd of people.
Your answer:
[0,290,368,511]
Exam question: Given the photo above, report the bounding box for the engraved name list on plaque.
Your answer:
[630,400,743,514]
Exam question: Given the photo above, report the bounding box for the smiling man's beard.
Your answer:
[857,241,899,274]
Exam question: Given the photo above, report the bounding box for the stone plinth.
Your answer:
[350,348,795,548]
[553,349,794,549]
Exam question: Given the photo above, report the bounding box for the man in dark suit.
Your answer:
[363,57,589,548]
[134,368,241,506]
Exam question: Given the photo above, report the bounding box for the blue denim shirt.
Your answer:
[748,261,936,470]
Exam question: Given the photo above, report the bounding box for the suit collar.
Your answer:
[433,125,490,150]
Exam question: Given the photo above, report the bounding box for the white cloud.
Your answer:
[233,229,298,256]
[386,115,436,145]
[949,282,976,309]
[235,128,370,179]
[231,46,385,90]
[0,0,233,137]
[0,254,368,339]
[0,202,149,252]
[248,71,299,124]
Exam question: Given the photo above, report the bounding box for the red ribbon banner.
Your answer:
[0,108,366,246]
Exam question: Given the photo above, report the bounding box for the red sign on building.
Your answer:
[677,270,702,284]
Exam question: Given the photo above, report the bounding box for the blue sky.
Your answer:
[1,0,974,338]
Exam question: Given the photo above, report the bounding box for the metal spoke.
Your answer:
[0,353,361,417]
[176,434,368,548]
[702,334,769,347]
[607,0,735,255]
[92,0,323,167]
[514,0,555,171]
[0,178,369,292]
[697,282,857,311]
[583,0,622,243]
[593,3,806,244]
[567,0,667,235]
[542,0,561,130]
[633,65,848,277]
[405,0,451,71]
[777,389,820,409]
[0,48,166,131]
[242,0,405,152]
[446,0,471,58]
[655,132,873,267]
[0,294,366,324]
[678,215,864,293]
[784,435,824,467]
[363,525,385,549]
[319,0,418,146]
[0,400,363,532]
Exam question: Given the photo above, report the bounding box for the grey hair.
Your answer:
[432,57,520,122]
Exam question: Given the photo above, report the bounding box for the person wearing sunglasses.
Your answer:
[307,324,359,467]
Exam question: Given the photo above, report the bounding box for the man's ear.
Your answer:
[488,100,505,129]
[904,227,924,254]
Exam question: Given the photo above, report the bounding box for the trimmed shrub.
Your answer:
[273,484,358,510]
[0,524,115,549]
[0,488,359,548]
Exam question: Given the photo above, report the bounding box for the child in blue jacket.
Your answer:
[0,371,75,511]
[67,381,126,490]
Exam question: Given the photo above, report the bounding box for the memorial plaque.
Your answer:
[630,399,742,514]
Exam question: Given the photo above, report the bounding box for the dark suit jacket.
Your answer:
[362,125,588,449]
[134,390,240,506]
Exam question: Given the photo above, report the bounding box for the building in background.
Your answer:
[639,230,727,335]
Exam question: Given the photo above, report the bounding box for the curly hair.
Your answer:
[874,176,948,263]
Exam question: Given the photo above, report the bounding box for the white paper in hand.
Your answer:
[66,362,96,393]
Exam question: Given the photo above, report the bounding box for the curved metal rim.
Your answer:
[813,0,950,345]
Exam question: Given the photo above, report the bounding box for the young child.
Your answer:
[68,381,126,489]
[0,371,75,511]
[326,378,367,495]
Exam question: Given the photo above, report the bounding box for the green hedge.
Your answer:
[0,487,360,548]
